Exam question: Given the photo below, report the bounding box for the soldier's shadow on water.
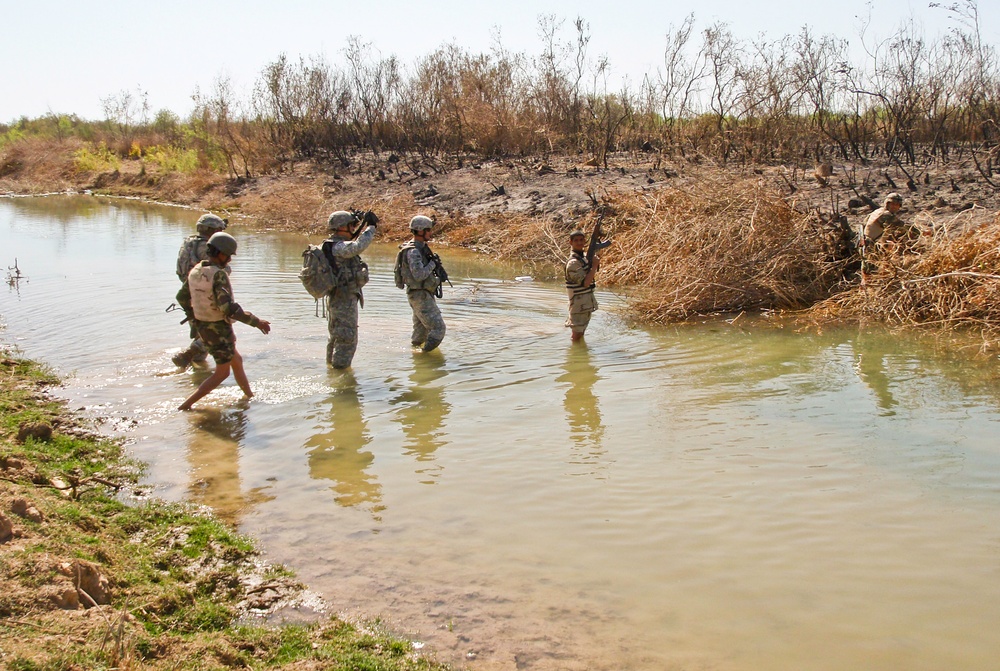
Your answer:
[389,353,450,484]
[558,344,607,474]
[304,370,384,520]
[182,406,274,524]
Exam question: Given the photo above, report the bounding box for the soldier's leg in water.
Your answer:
[230,350,253,398]
[415,293,446,352]
[328,294,359,368]
[569,309,591,342]
[408,293,428,346]
[178,362,232,410]
[191,338,209,362]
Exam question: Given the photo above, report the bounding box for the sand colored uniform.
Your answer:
[565,250,598,335]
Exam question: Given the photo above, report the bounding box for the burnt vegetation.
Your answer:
[3,2,1000,344]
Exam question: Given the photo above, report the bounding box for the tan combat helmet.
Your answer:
[884,193,903,207]
[196,213,227,235]
[569,230,586,239]
[327,210,358,231]
[409,215,434,231]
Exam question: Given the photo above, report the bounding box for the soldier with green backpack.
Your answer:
[303,210,378,368]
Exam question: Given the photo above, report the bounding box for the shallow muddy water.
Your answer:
[4,196,1000,670]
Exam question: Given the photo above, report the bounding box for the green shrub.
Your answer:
[73,141,120,172]
[143,144,201,174]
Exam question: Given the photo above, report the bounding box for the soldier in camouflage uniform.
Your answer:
[565,230,601,342]
[323,210,377,368]
[173,213,228,368]
[396,215,446,352]
[176,232,271,410]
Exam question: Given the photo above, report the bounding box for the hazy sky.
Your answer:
[3,0,996,122]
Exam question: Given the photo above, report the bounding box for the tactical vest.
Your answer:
[565,251,595,297]
[323,238,370,293]
[188,262,227,322]
[176,235,209,282]
[395,241,441,294]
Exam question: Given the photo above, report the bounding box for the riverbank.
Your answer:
[0,347,450,670]
[4,138,1000,344]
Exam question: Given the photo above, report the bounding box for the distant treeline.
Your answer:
[3,5,998,180]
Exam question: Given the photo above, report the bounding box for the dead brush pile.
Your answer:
[809,210,1000,342]
[600,173,849,322]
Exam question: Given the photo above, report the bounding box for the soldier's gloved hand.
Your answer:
[363,210,379,227]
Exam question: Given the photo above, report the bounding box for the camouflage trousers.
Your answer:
[193,319,237,365]
[407,290,446,351]
[327,290,360,368]
[565,290,598,335]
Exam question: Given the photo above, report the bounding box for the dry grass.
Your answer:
[809,209,1000,346]
[0,137,80,193]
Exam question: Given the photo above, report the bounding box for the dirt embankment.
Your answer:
[5,142,1000,330]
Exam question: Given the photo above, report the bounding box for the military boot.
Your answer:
[172,344,201,368]
[422,336,442,353]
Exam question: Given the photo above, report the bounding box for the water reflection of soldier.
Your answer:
[853,333,898,415]
[304,372,383,516]
[322,210,377,369]
[183,407,273,524]
[557,344,606,460]
[391,355,450,481]
[172,213,227,368]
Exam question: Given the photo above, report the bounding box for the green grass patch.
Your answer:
[1,346,450,670]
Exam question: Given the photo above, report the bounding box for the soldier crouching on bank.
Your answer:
[565,230,601,342]
[323,210,377,368]
[858,192,926,279]
[395,215,446,352]
[176,232,271,410]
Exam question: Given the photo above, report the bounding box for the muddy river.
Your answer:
[4,195,1000,670]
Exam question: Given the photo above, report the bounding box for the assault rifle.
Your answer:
[586,212,612,265]
[416,242,451,298]
[349,209,380,238]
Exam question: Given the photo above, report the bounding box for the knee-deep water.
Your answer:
[4,195,1000,670]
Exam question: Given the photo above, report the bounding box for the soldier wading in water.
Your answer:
[176,232,271,410]
[172,213,228,368]
[565,229,602,342]
[394,215,447,352]
[322,210,377,368]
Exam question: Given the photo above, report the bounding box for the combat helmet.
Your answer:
[569,229,586,239]
[327,210,358,231]
[884,193,903,207]
[409,215,434,231]
[207,231,238,256]
[196,213,227,235]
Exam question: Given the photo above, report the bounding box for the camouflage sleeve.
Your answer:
[176,280,193,320]
[406,247,435,282]
[329,226,376,258]
[213,269,260,327]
